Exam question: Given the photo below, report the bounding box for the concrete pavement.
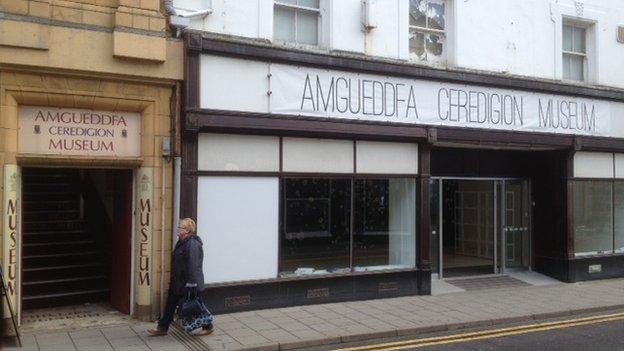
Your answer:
[4,276,624,351]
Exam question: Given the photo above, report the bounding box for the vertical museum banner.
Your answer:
[3,165,19,320]
[136,167,153,307]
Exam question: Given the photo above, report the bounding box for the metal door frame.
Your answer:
[432,177,531,279]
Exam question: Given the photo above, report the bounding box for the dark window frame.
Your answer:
[279,175,418,277]
[572,178,624,256]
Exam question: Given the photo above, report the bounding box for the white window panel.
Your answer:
[614,154,624,179]
[356,141,418,174]
[200,55,269,112]
[282,137,354,173]
[562,24,586,82]
[274,6,296,42]
[274,0,320,46]
[198,133,280,172]
[198,177,279,284]
[574,152,614,179]
[296,9,318,45]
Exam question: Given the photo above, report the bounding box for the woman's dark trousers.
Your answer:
[157,289,183,331]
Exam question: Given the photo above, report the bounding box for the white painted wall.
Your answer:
[176,0,624,89]
[454,0,624,87]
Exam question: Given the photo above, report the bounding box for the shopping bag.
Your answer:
[178,289,213,333]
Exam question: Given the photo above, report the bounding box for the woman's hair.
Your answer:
[179,218,196,234]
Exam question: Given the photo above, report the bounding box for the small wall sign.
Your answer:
[18,106,141,157]
[588,264,602,273]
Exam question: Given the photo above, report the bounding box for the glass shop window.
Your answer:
[562,24,586,81]
[274,0,320,46]
[280,178,351,276]
[614,181,624,253]
[409,0,446,64]
[280,177,417,277]
[574,181,613,255]
[353,179,416,271]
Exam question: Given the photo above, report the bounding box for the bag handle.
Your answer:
[186,286,198,300]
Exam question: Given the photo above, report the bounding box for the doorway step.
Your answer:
[21,168,109,309]
[445,275,530,291]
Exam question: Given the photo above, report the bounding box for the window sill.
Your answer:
[272,39,323,52]
[573,251,624,259]
[203,267,418,288]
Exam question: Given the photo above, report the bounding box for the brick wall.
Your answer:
[0,0,171,62]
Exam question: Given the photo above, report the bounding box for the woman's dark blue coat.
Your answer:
[170,234,205,295]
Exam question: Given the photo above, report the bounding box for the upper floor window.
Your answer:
[409,0,446,63]
[562,24,586,81]
[274,0,320,46]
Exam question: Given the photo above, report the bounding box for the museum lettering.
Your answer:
[300,73,419,118]
[49,138,114,152]
[538,98,596,132]
[34,110,128,126]
[437,88,524,126]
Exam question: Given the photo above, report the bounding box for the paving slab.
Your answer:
[5,276,624,351]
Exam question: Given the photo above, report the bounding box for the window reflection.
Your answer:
[280,178,351,276]
[353,179,416,271]
[280,177,417,277]
[574,181,613,255]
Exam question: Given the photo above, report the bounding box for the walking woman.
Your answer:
[148,218,213,336]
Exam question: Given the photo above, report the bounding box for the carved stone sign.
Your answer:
[136,167,153,307]
[3,165,19,319]
[18,106,141,157]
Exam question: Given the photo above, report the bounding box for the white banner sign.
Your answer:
[270,64,612,137]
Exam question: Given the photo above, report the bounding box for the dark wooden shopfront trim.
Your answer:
[180,132,198,219]
[203,269,418,314]
[566,151,575,264]
[186,109,624,152]
[188,33,624,102]
[416,143,432,294]
[185,110,429,141]
[181,36,201,219]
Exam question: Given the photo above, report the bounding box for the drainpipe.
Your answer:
[173,157,181,243]
[160,161,166,315]
[550,1,558,79]
[172,81,182,246]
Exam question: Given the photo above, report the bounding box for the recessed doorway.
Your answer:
[430,178,531,278]
[21,167,133,314]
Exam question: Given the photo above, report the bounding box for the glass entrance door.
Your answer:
[441,179,496,277]
[501,180,531,271]
[430,178,531,278]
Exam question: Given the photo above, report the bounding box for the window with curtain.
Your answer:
[274,0,320,46]
[562,24,586,81]
[353,179,416,271]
